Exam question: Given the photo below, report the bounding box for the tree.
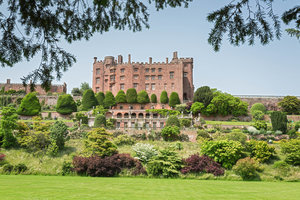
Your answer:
[151,94,157,103]
[50,121,68,150]
[96,92,105,106]
[94,114,106,128]
[166,116,180,128]
[169,92,181,108]
[126,88,138,103]
[81,89,98,111]
[80,82,91,95]
[0,107,18,148]
[190,102,205,115]
[278,96,300,115]
[16,92,41,116]
[104,91,116,108]
[137,90,150,104]
[56,94,77,115]
[270,111,288,133]
[71,88,82,96]
[115,90,127,103]
[193,86,213,107]
[160,91,169,104]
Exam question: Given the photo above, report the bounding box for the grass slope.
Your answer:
[0,175,300,200]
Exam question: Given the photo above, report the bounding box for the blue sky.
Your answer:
[0,0,299,95]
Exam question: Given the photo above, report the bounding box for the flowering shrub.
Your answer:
[233,157,261,180]
[247,140,275,163]
[132,143,158,163]
[181,154,224,176]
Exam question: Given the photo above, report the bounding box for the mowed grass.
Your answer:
[0,175,300,200]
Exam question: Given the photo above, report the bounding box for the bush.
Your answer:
[196,130,211,141]
[16,92,41,116]
[226,129,247,145]
[280,139,300,166]
[169,92,180,108]
[14,163,28,173]
[251,110,265,121]
[115,90,127,103]
[270,111,288,133]
[3,164,14,173]
[0,154,6,166]
[94,114,106,128]
[201,140,244,169]
[166,116,180,127]
[160,90,168,104]
[250,103,266,115]
[161,126,180,141]
[180,118,191,128]
[247,140,275,163]
[0,107,18,148]
[278,96,300,115]
[113,135,136,146]
[181,154,224,176]
[132,143,159,163]
[56,94,77,115]
[50,120,69,150]
[104,91,116,108]
[253,120,268,130]
[81,89,98,111]
[247,126,259,135]
[62,161,73,176]
[96,92,105,106]
[75,112,88,125]
[190,102,205,115]
[126,88,137,103]
[233,157,261,180]
[193,86,213,107]
[137,90,150,104]
[178,133,190,142]
[150,94,157,103]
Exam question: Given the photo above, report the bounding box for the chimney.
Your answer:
[166,58,168,64]
[128,54,131,64]
[93,57,97,63]
[6,79,11,84]
[118,55,123,64]
[149,57,152,64]
[173,51,178,59]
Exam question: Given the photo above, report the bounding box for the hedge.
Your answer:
[56,94,77,115]
[16,92,41,116]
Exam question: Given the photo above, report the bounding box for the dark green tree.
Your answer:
[0,107,18,148]
[278,96,300,115]
[81,89,98,111]
[169,92,180,108]
[71,88,82,96]
[137,90,150,104]
[56,94,77,115]
[160,91,169,104]
[150,94,157,103]
[270,111,288,133]
[96,92,105,106]
[126,88,137,103]
[50,121,68,150]
[104,91,116,108]
[16,92,41,116]
[80,82,91,95]
[115,90,127,103]
[193,86,213,107]
[94,114,107,128]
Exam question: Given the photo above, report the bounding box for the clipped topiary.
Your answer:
[250,103,266,115]
[96,92,105,106]
[150,94,157,103]
[104,91,116,108]
[137,90,150,104]
[115,90,127,103]
[56,94,77,115]
[81,89,98,111]
[126,88,137,103]
[94,114,106,127]
[270,111,288,133]
[160,90,168,104]
[16,92,41,116]
[169,92,180,108]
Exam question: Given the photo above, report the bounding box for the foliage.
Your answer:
[250,103,266,115]
[0,96,12,107]
[160,91,169,104]
[61,161,73,176]
[80,82,91,95]
[270,111,288,133]
[16,92,41,116]
[0,107,18,148]
[196,130,212,141]
[49,121,69,150]
[161,126,180,141]
[190,102,205,115]
[251,110,265,121]
[92,105,108,116]
[175,104,188,114]
[96,92,105,106]
[137,90,150,104]
[147,148,182,178]
[150,94,157,103]
[0,154,5,163]
[225,129,247,145]
[56,94,77,115]
[126,88,138,103]
[166,116,180,127]
[253,120,268,131]
[94,114,106,128]
[113,135,136,146]
[75,112,88,125]
[193,86,213,107]
[2,164,14,173]
[115,90,127,103]
[84,128,117,157]
[71,88,82,96]
[169,92,180,108]
[179,118,191,128]
[233,157,261,180]
[14,163,28,173]
[247,140,275,163]
[201,140,244,169]
[181,154,224,176]
[280,139,300,166]
[81,89,98,111]
[132,143,159,163]
[278,96,300,115]
[146,109,180,117]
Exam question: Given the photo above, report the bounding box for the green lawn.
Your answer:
[0,175,299,200]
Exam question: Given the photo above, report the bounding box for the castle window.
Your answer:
[145,68,149,72]
[120,84,124,90]
[151,75,155,80]
[170,71,174,79]
[96,68,100,75]
[96,78,100,84]
[121,68,125,73]
[164,83,167,90]
[134,75,139,79]
[133,83,138,89]
[145,84,149,90]
[110,75,115,81]
[158,68,162,72]
[134,68,138,72]
[120,76,125,80]
[151,83,155,90]
[158,75,162,80]
[151,68,155,73]
[96,87,100,92]
[145,76,149,80]
[184,72,188,77]
[172,83,175,89]
[110,69,114,73]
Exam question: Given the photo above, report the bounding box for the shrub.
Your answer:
[16,92,41,116]
[250,103,266,115]
[247,126,259,135]
[247,140,275,163]
[233,157,261,180]
[253,120,268,130]
[96,92,105,106]
[226,129,247,145]
[62,161,73,176]
[161,126,180,141]
[270,111,288,133]
[180,118,191,128]
[280,139,300,166]
[94,114,106,128]
[103,91,116,108]
[201,140,244,169]
[131,132,147,141]
[181,154,224,176]
[126,88,137,103]
[14,163,28,173]
[0,96,12,107]
[0,107,18,148]
[178,133,190,142]
[132,143,159,163]
[56,94,77,115]
[166,116,180,127]
[193,86,213,107]
[160,90,168,104]
[3,164,14,173]
[47,140,59,156]
[278,96,300,115]
[196,130,211,141]
[81,89,98,111]
[113,135,136,146]
[137,90,150,104]
[190,102,205,115]
[115,90,127,103]
[0,154,6,166]
[150,94,157,103]
[169,92,180,108]
[251,110,265,121]
[84,128,117,157]
[75,112,88,125]
[50,120,69,150]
